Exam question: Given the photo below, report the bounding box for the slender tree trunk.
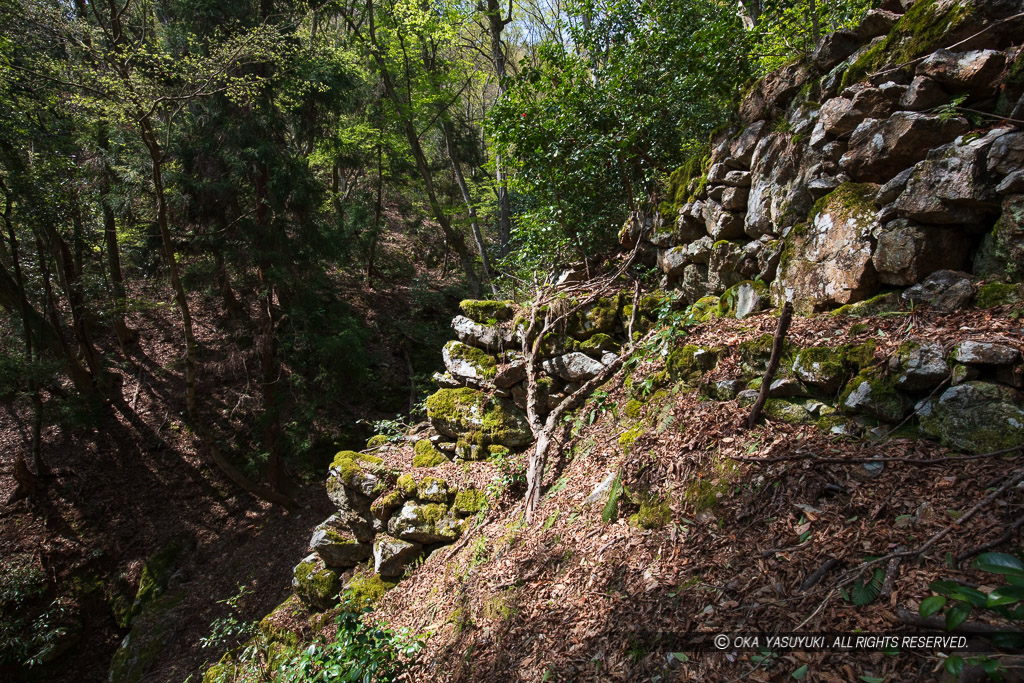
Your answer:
[214,250,243,316]
[442,121,496,294]
[366,0,482,296]
[97,128,138,345]
[485,0,512,256]
[140,119,199,419]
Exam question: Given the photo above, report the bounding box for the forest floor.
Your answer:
[0,215,465,682]
[365,304,1024,682]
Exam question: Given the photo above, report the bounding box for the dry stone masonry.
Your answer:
[632,0,1024,317]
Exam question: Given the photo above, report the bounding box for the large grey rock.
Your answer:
[657,246,689,279]
[721,186,749,211]
[388,501,462,544]
[493,359,526,389]
[954,341,1021,366]
[732,281,766,320]
[680,264,709,304]
[745,133,812,238]
[894,129,1008,225]
[731,121,766,166]
[917,382,1024,454]
[542,352,606,382]
[858,8,900,39]
[740,61,812,123]
[900,76,948,111]
[997,170,1024,195]
[309,516,373,569]
[901,270,974,311]
[987,131,1024,177]
[425,388,532,447]
[325,481,377,543]
[707,241,745,295]
[917,49,1006,94]
[872,220,970,286]
[813,29,861,71]
[686,235,714,264]
[771,184,878,314]
[819,97,863,137]
[442,340,497,385]
[840,372,909,423]
[894,342,949,392]
[840,113,970,183]
[373,535,422,578]
[451,315,512,351]
[724,170,752,187]
[292,554,341,611]
[875,167,914,206]
[703,200,745,240]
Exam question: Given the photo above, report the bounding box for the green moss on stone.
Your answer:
[345,574,397,608]
[412,439,450,467]
[618,424,646,452]
[809,182,878,223]
[487,444,510,458]
[630,497,672,529]
[132,540,185,618]
[426,388,531,448]
[445,341,498,379]
[666,344,720,384]
[625,398,644,420]
[365,434,390,449]
[293,557,341,611]
[975,282,1024,308]
[396,474,418,497]
[459,299,514,323]
[579,333,620,355]
[331,451,383,489]
[763,399,815,424]
[370,490,404,519]
[416,502,449,525]
[843,0,973,88]
[831,292,905,317]
[839,369,907,422]
[453,488,486,515]
[568,295,623,339]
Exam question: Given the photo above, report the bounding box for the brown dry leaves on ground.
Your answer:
[372,306,1024,683]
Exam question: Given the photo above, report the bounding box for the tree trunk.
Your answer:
[442,121,496,294]
[485,0,512,256]
[366,0,482,296]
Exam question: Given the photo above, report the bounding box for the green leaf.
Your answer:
[974,553,1024,578]
[950,586,988,608]
[945,603,970,631]
[944,655,964,676]
[671,652,689,663]
[791,665,808,679]
[928,580,962,597]
[858,677,884,683]
[918,595,946,618]
[987,585,1024,607]
[851,569,884,606]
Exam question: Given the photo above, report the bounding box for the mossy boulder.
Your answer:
[831,292,905,317]
[665,345,720,385]
[442,340,498,383]
[370,489,404,520]
[256,595,305,671]
[345,572,399,605]
[452,488,486,516]
[630,497,672,529]
[292,553,341,611]
[329,451,387,499]
[689,295,722,322]
[416,476,450,503]
[974,282,1024,308]
[739,334,793,375]
[365,434,390,449]
[459,299,514,323]
[309,517,372,569]
[763,399,815,424]
[579,333,620,357]
[839,369,908,423]
[387,501,463,544]
[894,340,950,391]
[567,295,623,339]
[918,382,1024,453]
[412,439,450,467]
[426,388,532,448]
[372,535,422,579]
[791,346,847,394]
[131,539,188,620]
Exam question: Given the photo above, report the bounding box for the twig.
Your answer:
[800,558,840,592]
[896,608,1012,635]
[957,516,1024,565]
[747,302,793,429]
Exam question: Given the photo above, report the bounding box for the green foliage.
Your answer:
[750,0,873,76]
[200,585,258,651]
[488,0,750,278]
[275,603,425,683]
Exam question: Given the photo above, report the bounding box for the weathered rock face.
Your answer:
[772,184,878,313]
[917,49,1006,94]
[451,315,512,351]
[954,341,1022,366]
[872,220,969,285]
[893,342,949,391]
[292,553,341,610]
[901,270,975,311]
[373,535,422,578]
[918,382,1024,453]
[388,501,462,545]
[542,352,606,382]
[309,516,372,569]
[442,340,497,385]
[425,388,532,447]
[840,113,970,183]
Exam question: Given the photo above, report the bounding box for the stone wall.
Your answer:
[640,0,1024,316]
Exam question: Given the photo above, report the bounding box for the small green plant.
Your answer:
[919,552,1024,678]
[276,599,425,683]
[200,584,258,650]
